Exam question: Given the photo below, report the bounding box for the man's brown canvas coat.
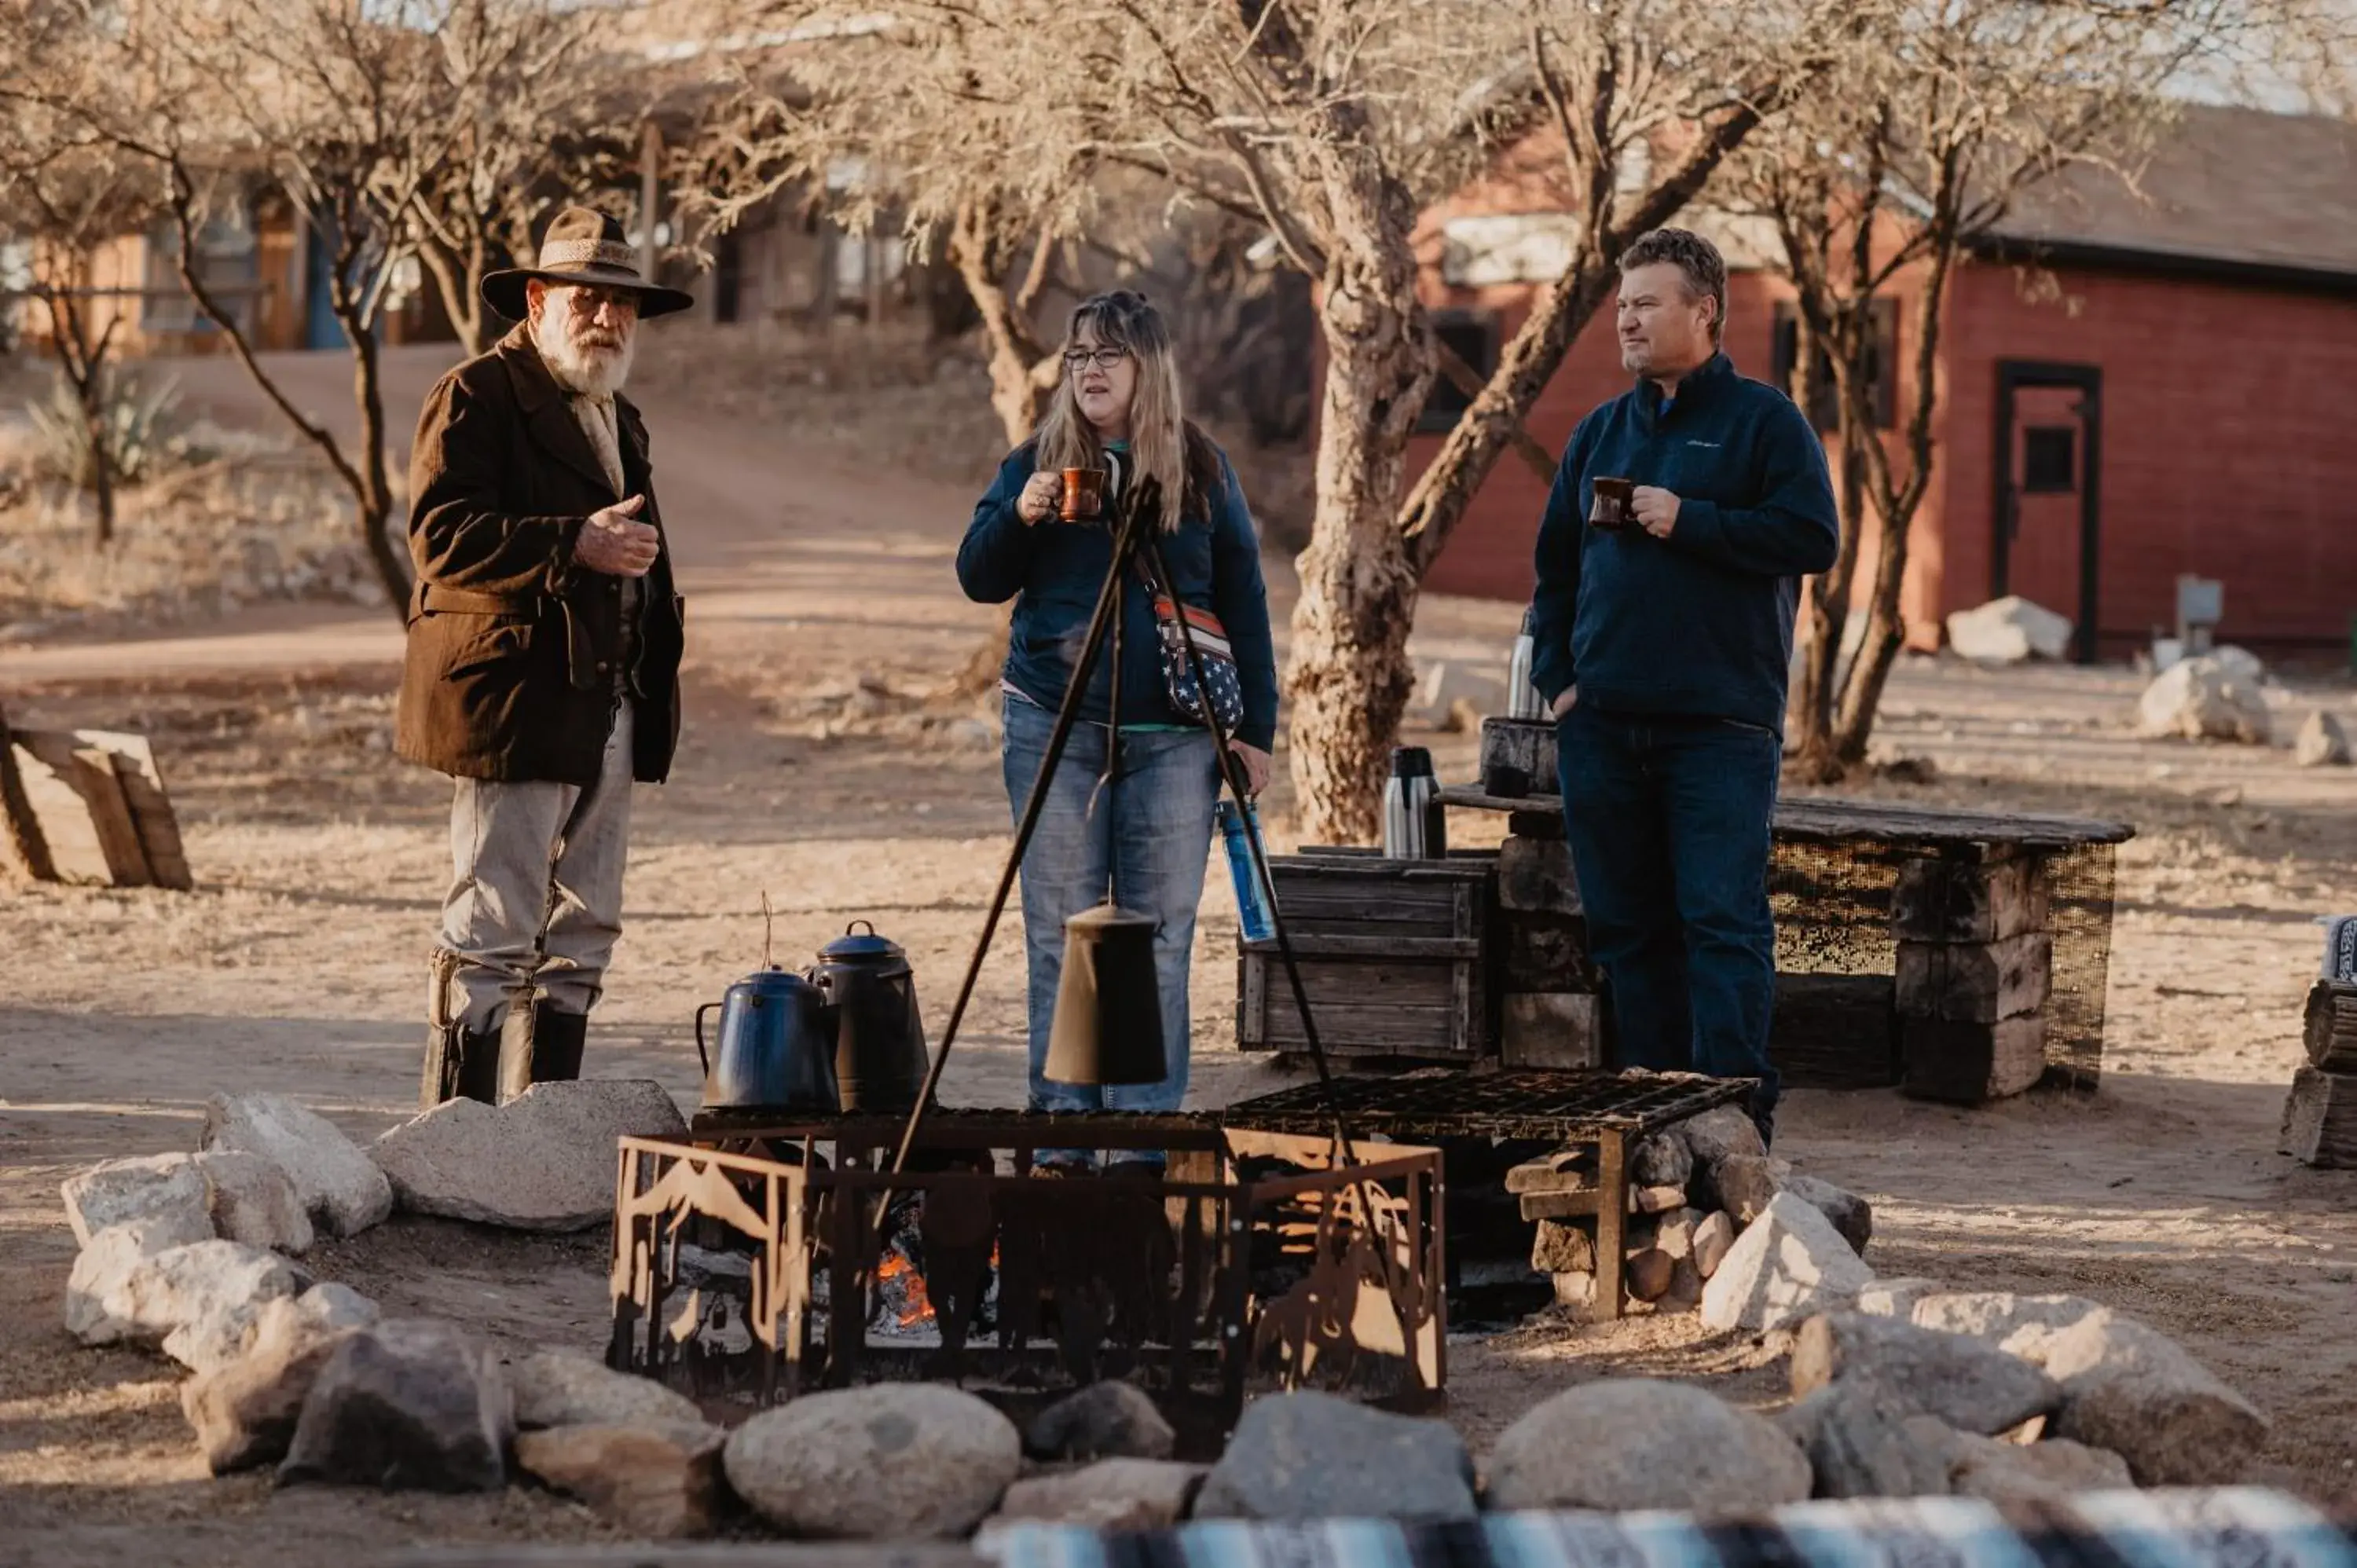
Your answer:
[394,325,684,785]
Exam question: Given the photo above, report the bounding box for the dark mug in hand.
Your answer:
[1060,467,1109,522]
[1589,475,1634,531]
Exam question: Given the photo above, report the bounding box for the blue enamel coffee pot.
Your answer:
[695,964,840,1112]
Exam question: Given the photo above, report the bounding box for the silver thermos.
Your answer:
[1506,608,1545,720]
[1382,746,1446,860]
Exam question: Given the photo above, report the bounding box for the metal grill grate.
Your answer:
[1219,1068,1750,1141]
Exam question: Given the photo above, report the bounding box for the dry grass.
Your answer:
[0,428,386,638]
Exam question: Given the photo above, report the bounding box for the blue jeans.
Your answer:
[1002,696,1219,1149]
[1557,705,1782,1127]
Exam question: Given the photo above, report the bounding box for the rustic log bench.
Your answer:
[1433,786,2135,1104]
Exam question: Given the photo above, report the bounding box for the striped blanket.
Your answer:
[982,1488,2356,1568]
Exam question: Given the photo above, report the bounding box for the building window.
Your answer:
[141,207,258,335]
[1418,310,1500,434]
[2022,425,2077,493]
[1770,299,1897,431]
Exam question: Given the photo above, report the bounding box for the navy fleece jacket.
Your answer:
[957,441,1280,750]
[1530,353,1839,732]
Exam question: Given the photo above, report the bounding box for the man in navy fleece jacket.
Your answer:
[1527,228,1838,1139]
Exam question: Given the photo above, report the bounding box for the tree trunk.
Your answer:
[417,232,492,358]
[1791,338,1872,783]
[946,198,1058,700]
[46,289,117,547]
[949,197,1055,446]
[1831,242,1957,764]
[1288,249,1431,844]
[84,397,115,547]
[344,288,412,612]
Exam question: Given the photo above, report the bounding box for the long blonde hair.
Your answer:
[1032,290,1219,533]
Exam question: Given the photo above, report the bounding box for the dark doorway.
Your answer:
[1990,361,2102,663]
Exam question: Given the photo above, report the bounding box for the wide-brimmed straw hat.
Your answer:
[481,205,695,322]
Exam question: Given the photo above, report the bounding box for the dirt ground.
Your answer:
[4,341,2356,1564]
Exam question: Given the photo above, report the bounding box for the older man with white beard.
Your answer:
[395,206,695,1107]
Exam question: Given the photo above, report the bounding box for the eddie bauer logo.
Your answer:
[1687,438,1721,448]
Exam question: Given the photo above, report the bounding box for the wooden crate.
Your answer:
[2305,981,2357,1073]
[1237,850,1493,1061]
[2281,1068,2357,1168]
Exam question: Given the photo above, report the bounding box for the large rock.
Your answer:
[1785,1174,1872,1255]
[1488,1379,1810,1513]
[1779,1379,1958,1499]
[1693,1211,1736,1278]
[1905,1291,2105,1364]
[61,1153,212,1248]
[1674,1105,1766,1170]
[515,1422,727,1538]
[64,1219,208,1341]
[2295,711,2352,768]
[1700,1192,1875,1333]
[1706,1154,1787,1223]
[195,1150,313,1255]
[1195,1390,1475,1522]
[1531,1219,1596,1275]
[1791,1312,2062,1436]
[154,1241,311,1374]
[723,1383,1021,1538]
[372,1080,686,1231]
[1947,596,2073,664]
[180,1285,380,1474]
[510,1349,704,1431]
[992,1459,1206,1530]
[1947,1432,2133,1504]
[203,1093,392,1238]
[68,1232,304,1368]
[1025,1379,1175,1461]
[280,1318,514,1492]
[1629,1133,1694,1190]
[2041,1308,2266,1485]
[2135,657,2271,744]
[1856,1277,1942,1319]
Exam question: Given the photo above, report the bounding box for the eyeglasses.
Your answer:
[1062,346,1128,372]
[562,284,640,319]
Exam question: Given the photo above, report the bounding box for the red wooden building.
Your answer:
[1414,104,2357,658]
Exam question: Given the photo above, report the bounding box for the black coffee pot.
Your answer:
[808,921,930,1112]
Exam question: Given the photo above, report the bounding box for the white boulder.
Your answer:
[2295,711,2352,768]
[2135,657,2271,744]
[203,1094,392,1238]
[1947,596,2073,664]
[1700,1191,1875,1333]
[372,1080,686,1231]
[195,1150,313,1255]
[61,1154,212,1249]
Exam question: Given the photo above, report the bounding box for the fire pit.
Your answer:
[608,1109,1443,1445]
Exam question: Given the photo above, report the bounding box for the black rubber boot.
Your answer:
[421,1022,503,1108]
[497,1002,589,1103]
[531,1002,589,1083]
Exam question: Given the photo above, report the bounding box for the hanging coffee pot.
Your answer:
[808,920,930,1112]
[695,895,840,1112]
[1043,903,1168,1086]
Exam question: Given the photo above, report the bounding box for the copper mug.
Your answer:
[1059,467,1109,522]
[1589,475,1634,530]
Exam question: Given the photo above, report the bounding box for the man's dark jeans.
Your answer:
[1557,705,1782,1130]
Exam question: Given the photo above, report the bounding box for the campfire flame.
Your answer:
[876,1249,934,1329]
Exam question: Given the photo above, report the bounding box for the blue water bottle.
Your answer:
[1216,799,1276,943]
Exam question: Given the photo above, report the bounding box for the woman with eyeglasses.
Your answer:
[956,289,1279,1173]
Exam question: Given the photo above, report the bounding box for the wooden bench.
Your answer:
[1435,787,2134,1104]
